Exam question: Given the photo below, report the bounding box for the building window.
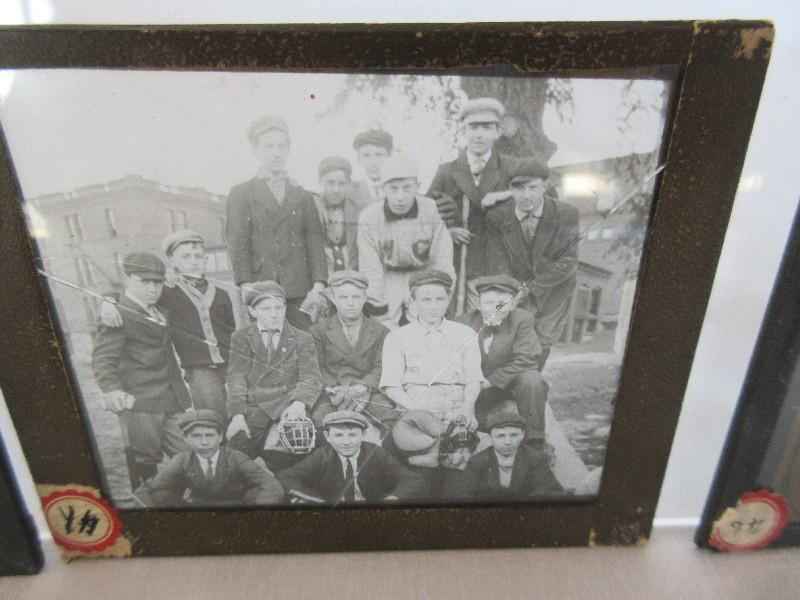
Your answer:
[166,209,188,232]
[218,217,226,242]
[74,258,95,287]
[105,208,118,237]
[601,228,615,240]
[587,230,601,241]
[83,297,98,326]
[589,287,602,315]
[65,214,84,241]
[213,250,229,272]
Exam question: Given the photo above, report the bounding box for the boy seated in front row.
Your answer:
[135,409,285,507]
[445,412,563,502]
[277,410,426,505]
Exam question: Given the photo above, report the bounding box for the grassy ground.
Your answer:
[69,328,620,507]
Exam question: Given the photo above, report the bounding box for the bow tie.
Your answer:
[184,275,208,289]
[260,329,280,335]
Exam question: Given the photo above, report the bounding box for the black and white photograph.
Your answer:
[0,69,673,510]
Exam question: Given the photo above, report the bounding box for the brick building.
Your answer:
[27,174,232,339]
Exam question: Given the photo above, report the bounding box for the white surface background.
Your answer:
[0,1,798,538]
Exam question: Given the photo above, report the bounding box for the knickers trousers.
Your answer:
[184,365,227,420]
[118,410,186,488]
[475,369,548,445]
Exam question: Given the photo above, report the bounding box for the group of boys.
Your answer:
[90,95,579,508]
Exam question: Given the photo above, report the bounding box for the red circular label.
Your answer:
[41,490,122,553]
[709,490,789,552]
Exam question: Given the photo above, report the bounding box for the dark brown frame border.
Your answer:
[0,21,772,555]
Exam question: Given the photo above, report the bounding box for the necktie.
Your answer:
[344,459,356,502]
[521,213,539,245]
[471,156,487,184]
[262,330,278,361]
[205,458,215,483]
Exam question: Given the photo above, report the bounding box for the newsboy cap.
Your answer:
[352,129,394,152]
[509,158,550,183]
[243,280,287,307]
[161,229,205,257]
[379,154,418,186]
[318,156,352,180]
[458,97,505,124]
[473,274,521,296]
[328,269,368,290]
[408,269,453,292]
[392,410,442,452]
[178,409,224,434]
[487,411,527,432]
[323,410,368,430]
[247,114,289,145]
[122,252,166,281]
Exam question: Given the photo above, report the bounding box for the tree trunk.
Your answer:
[460,77,557,163]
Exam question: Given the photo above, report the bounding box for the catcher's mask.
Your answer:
[278,414,317,454]
[439,415,480,456]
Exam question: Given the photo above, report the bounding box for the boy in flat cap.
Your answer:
[445,411,563,501]
[226,280,323,468]
[309,270,395,435]
[456,274,548,450]
[92,252,191,488]
[350,129,393,212]
[135,409,285,507]
[486,158,579,369]
[100,230,236,420]
[357,154,455,328]
[277,410,424,504]
[427,97,524,312]
[380,270,485,495]
[226,114,327,330]
[312,156,360,276]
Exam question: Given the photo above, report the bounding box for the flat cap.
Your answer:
[318,156,352,180]
[178,409,224,434]
[487,411,527,432]
[458,97,505,124]
[161,229,205,257]
[392,410,442,452]
[510,158,550,183]
[122,252,166,281]
[352,129,393,152]
[328,269,368,289]
[247,114,289,144]
[323,410,368,430]
[408,269,453,291]
[379,154,418,186]
[473,274,521,296]
[243,280,287,307]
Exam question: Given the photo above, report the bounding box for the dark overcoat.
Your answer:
[445,445,563,501]
[91,294,191,413]
[226,177,327,297]
[135,446,285,507]
[276,442,426,504]
[456,308,542,389]
[427,150,522,278]
[485,196,580,346]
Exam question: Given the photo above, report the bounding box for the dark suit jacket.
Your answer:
[447,445,563,501]
[92,294,191,413]
[427,150,522,278]
[456,308,542,389]
[277,442,425,504]
[485,195,579,292]
[310,316,388,389]
[136,447,285,507]
[226,177,327,297]
[226,322,323,425]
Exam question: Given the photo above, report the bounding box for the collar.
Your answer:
[337,314,364,330]
[179,272,208,288]
[321,194,346,210]
[416,318,446,334]
[197,449,220,468]
[383,198,419,222]
[256,168,288,183]
[467,149,492,168]
[493,448,517,468]
[514,201,544,222]
[123,291,158,314]
[259,325,283,335]
[338,448,361,470]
